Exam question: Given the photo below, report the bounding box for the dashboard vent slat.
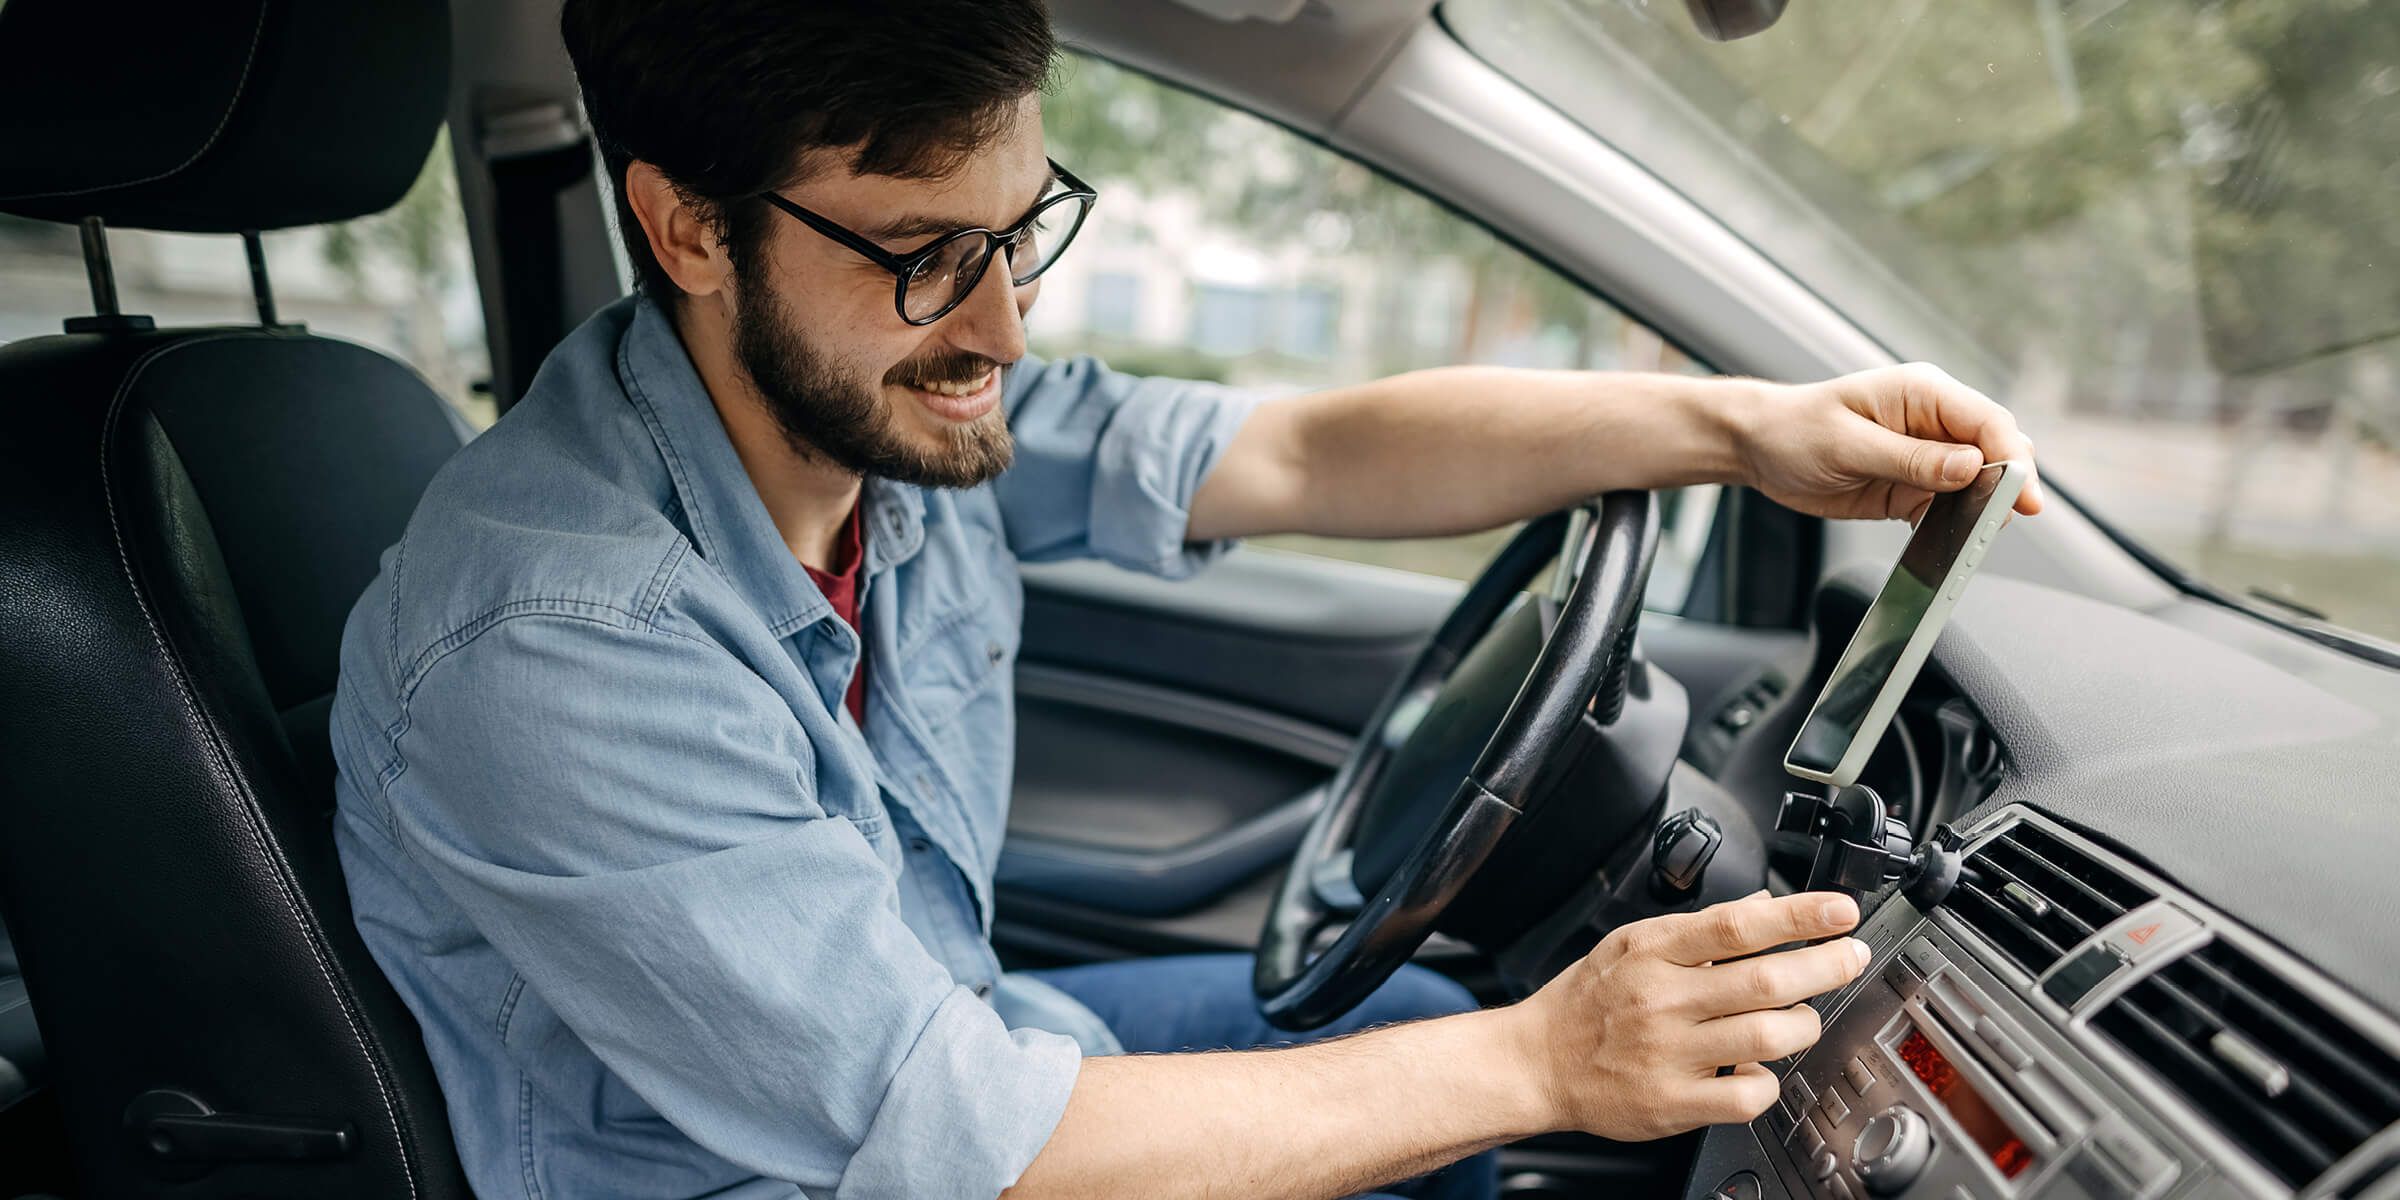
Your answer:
[1946,823,2152,977]
[1949,879,2069,975]
[2095,939,2400,1191]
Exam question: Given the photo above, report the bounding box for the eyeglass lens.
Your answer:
[900,192,1094,323]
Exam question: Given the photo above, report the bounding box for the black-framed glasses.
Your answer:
[758,158,1097,326]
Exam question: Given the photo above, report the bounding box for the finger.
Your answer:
[2012,453,2046,516]
[1893,365,2044,514]
[1683,1062,1782,1126]
[1689,1004,1826,1068]
[1843,418,1986,496]
[1902,490,1934,526]
[1637,891,1861,967]
[1680,938,1871,1017]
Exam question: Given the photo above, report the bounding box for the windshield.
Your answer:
[1447,0,2400,644]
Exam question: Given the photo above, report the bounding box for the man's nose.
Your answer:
[938,249,1028,365]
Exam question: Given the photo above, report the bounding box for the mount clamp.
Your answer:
[1776,784,1970,909]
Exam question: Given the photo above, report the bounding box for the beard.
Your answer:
[728,274,1014,489]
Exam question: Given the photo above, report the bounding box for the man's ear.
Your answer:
[624,161,729,299]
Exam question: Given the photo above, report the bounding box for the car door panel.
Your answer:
[1000,551,1446,951]
[1016,553,1459,730]
[997,663,1337,917]
[999,546,1804,960]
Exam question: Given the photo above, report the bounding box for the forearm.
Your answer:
[1190,365,1765,541]
[1005,1006,1550,1200]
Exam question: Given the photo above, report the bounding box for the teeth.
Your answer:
[918,370,992,398]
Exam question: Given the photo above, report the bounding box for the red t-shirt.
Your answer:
[801,503,868,725]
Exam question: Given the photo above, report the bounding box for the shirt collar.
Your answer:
[617,295,928,638]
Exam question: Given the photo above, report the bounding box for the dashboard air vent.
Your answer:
[2094,940,2400,1190]
[1947,822,2154,976]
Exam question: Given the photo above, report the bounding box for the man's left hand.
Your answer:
[1732,362,2044,522]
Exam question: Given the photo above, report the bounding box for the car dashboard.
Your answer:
[1681,568,2400,1200]
[1684,805,2400,1200]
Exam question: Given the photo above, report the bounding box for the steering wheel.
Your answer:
[1254,491,1661,1030]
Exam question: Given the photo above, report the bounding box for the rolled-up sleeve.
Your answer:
[994,354,1263,578]
[386,611,1080,1198]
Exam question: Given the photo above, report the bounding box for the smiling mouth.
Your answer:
[911,369,995,398]
[898,365,1002,421]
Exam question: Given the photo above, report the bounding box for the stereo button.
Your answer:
[1844,1056,1876,1095]
[1810,1148,1839,1181]
[1709,1171,1764,1200]
[1780,1072,1814,1122]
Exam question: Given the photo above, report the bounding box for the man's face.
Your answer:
[727,96,1052,489]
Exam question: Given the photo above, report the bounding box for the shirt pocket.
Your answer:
[899,605,1015,729]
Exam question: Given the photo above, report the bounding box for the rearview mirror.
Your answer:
[1683,0,1789,41]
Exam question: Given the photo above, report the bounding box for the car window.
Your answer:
[0,128,494,431]
[1448,0,2400,645]
[1037,53,1719,610]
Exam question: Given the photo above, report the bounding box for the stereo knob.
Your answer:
[1853,1106,1933,1195]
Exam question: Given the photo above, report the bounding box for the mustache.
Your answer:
[886,352,1005,390]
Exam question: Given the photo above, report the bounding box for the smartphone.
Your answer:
[1784,460,2029,788]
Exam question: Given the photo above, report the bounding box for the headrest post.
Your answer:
[62,215,155,335]
[78,217,120,317]
[242,230,280,328]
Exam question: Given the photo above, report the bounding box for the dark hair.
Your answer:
[560,0,1056,306]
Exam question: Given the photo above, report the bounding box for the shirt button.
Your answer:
[986,641,1004,666]
[973,982,993,1000]
[909,838,931,853]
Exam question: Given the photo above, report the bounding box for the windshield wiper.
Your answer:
[2245,587,2330,623]
[2042,476,2400,671]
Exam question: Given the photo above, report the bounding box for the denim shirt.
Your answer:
[328,294,1259,1199]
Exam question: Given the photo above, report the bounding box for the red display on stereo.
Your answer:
[1898,1028,2034,1180]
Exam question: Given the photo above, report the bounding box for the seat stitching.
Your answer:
[98,332,425,1200]
[0,1,270,204]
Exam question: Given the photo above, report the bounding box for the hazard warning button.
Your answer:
[2101,902,2202,964]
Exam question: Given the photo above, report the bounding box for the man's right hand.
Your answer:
[1506,890,1870,1142]
[1010,889,1868,1200]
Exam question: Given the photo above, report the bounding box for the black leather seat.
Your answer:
[0,926,39,1110]
[0,1,475,1195]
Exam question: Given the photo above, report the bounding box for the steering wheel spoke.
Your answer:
[1254,493,1668,1031]
[1307,848,1366,916]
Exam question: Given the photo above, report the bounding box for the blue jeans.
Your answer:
[1021,954,1502,1200]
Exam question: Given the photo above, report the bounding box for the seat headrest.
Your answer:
[0,0,451,232]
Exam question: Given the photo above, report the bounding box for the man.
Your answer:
[328,2,2042,1197]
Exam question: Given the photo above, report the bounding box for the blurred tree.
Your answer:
[319,127,469,400]
[1042,54,1631,371]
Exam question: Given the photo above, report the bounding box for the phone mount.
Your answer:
[1775,783,1972,910]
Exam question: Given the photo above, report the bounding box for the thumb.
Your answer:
[1858,424,1983,492]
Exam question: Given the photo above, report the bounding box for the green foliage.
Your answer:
[1042,54,1625,367]
[1535,0,2400,392]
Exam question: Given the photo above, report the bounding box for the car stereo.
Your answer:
[1680,805,2400,1200]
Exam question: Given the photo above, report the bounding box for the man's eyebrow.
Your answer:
[861,175,1055,246]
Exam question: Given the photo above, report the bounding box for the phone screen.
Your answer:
[1786,465,2010,781]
